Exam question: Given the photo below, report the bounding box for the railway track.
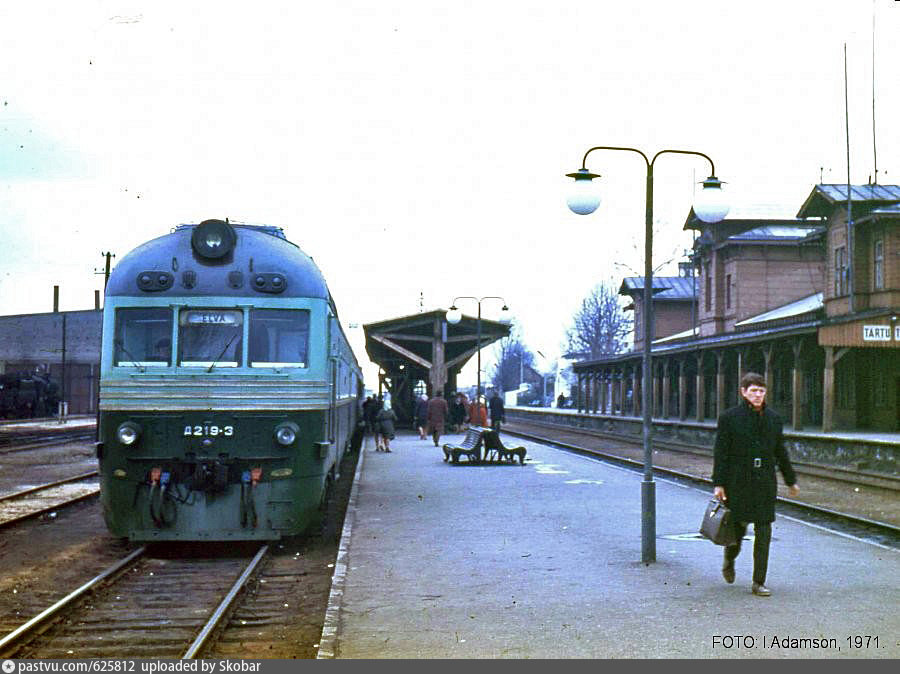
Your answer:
[0,428,96,453]
[0,544,269,659]
[0,472,100,529]
[504,420,900,549]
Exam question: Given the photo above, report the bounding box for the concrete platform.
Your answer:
[319,430,899,659]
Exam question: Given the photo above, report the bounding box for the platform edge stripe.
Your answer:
[317,446,366,659]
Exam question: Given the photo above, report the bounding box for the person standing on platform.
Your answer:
[488,391,505,432]
[426,389,449,447]
[375,400,397,452]
[712,372,799,597]
[469,395,488,428]
[451,392,468,432]
[414,394,429,440]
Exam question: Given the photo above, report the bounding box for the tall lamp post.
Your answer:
[446,297,511,398]
[566,146,729,563]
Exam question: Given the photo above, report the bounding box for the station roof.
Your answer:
[796,184,900,219]
[857,202,900,224]
[684,203,807,231]
[363,309,510,374]
[725,224,824,242]
[620,276,696,301]
[734,292,823,328]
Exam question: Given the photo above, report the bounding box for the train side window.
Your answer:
[114,308,172,367]
[249,309,310,368]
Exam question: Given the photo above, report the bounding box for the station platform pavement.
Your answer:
[318,430,899,659]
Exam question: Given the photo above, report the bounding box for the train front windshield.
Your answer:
[249,309,309,368]
[113,308,172,366]
[112,307,310,369]
[179,309,243,367]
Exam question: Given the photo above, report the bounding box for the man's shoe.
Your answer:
[722,561,735,584]
[752,582,771,596]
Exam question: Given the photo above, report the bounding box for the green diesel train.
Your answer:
[97,219,363,541]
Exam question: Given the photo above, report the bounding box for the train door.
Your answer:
[328,316,337,445]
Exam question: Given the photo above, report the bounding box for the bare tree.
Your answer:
[489,322,536,394]
[564,282,632,360]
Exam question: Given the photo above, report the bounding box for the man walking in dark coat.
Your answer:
[712,372,799,597]
[488,391,505,432]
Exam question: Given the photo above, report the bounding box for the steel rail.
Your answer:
[508,418,900,492]
[0,431,97,453]
[0,547,147,658]
[504,426,900,546]
[0,415,95,428]
[0,471,99,503]
[182,544,270,659]
[0,488,100,530]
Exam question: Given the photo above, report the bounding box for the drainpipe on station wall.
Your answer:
[54,285,68,418]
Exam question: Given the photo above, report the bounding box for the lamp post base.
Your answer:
[641,479,656,563]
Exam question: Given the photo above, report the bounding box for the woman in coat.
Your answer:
[450,393,468,431]
[414,394,429,440]
[468,395,488,427]
[712,372,799,596]
[375,400,397,452]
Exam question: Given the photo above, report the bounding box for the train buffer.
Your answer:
[482,429,527,465]
[442,427,486,464]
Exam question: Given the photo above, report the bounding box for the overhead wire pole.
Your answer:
[93,251,115,432]
[95,251,116,292]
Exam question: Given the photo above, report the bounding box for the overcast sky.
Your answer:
[1,1,897,387]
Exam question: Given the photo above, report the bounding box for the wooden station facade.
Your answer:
[573,184,900,433]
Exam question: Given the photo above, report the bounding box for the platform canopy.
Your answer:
[363,309,510,422]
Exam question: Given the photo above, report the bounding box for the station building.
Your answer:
[572,184,900,433]
[0,309,102,415]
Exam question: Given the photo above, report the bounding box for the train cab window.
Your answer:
[114,308,173,367]
[178,309,243,368]
[249,309,310,368]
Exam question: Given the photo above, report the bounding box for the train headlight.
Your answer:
[274,421,299,446]
[116,421,142,446]
[191,219,237,260]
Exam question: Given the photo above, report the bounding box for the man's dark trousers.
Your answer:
[724,521,772,585]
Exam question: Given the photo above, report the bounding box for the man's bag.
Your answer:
[699,499,737,546]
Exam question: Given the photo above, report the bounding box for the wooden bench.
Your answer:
[482,429,527,465]
[442,426,486,464]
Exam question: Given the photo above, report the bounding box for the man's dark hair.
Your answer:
[740,372,766,389]
[435,390,443,397]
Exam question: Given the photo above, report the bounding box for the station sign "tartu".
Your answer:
[861,325,895,342]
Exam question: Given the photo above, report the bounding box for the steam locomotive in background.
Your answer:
[97,218,363,541]
[0,370,60,419]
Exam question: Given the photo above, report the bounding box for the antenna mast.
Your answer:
[872,0,878,184]
[844,43,854,313]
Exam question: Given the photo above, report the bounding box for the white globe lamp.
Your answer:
[692,176,730,223]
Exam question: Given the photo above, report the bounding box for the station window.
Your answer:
[178,308,243,368]
[114,308,172,367]
[873,238,884,290]
[725,274,732,309]
[249,309,310,368]
[704,262,712,312]
[834,246,847,296]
